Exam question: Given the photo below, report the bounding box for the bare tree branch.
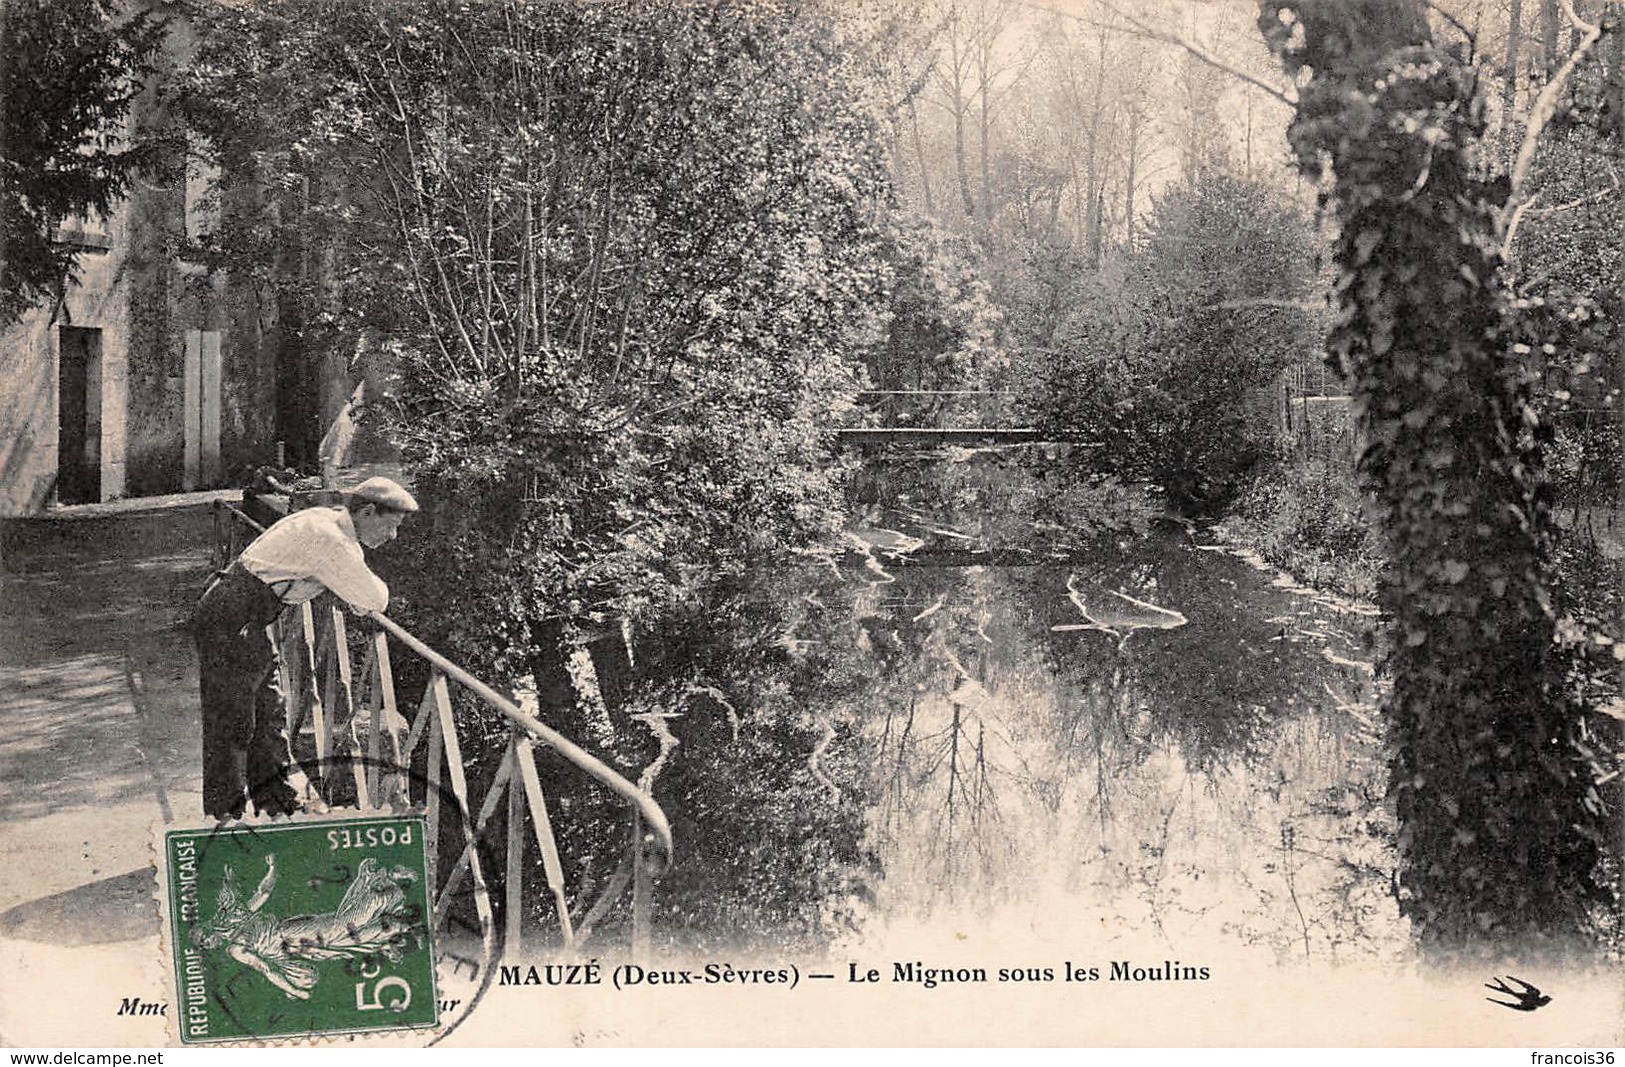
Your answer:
[1019,0,1298,108]
[1424,0,1479,53]
[1501,188,1543,256]
[1529,160,1621,214]
[1504,160,1619,257]
[1507,0,1604,202]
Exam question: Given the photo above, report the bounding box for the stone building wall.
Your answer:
[0,212,133,514]
[0,14,289,516]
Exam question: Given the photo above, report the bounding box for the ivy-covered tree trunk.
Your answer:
[1258,1,1608,948]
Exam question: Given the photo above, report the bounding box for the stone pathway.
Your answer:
[0,506,213,1044]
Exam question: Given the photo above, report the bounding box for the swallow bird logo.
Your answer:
[1485,975,1551,1012]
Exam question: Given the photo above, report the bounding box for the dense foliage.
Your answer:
[1259,0,1612,949]
[869,214,1006,394]
[184,0,910,939]
[1029,172,1319,514]
[185,0,890,648]
[1223,454,1384,601]
[0,0,167,324]
[1511,122,1623,528]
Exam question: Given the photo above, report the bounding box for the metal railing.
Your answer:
[211,499,672,971]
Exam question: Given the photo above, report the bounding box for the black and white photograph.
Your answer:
[0,0,1621,1048]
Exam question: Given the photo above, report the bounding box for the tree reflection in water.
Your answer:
[608,449,1407,961]
[835,449,1407,962]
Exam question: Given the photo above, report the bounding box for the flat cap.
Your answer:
[349,475,419,513]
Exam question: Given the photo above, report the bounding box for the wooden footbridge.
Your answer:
[837,390,1065,447]
[836,426,1047,445]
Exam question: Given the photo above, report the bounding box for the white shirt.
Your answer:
[239,506,389,612]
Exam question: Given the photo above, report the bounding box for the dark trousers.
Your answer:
[195,564,300,819]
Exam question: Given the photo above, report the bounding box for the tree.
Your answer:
[869,212,1005,395]
[1032,172,1318,515]
[849,0,943,216]
[1258,0,1612,949]
[1174,31,1234,183]
[1044,13,1119,264]
[0,0,167,324]
[927,0,987,224]
[967,0,1030,232]
[183,0,896,934]
[1502,0,1527,161]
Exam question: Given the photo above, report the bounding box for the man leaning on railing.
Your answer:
[194,476,418,820]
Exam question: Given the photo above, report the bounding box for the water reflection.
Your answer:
[622,448,1405,960]
[832,449,1406,962]
[1053,576,1189,645]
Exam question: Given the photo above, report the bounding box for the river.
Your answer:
[824,444,1409,965]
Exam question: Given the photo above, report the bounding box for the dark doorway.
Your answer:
[57,326,103,505]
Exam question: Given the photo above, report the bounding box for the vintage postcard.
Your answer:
[2,0,1622,1051]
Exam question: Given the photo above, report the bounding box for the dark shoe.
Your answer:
[204,793,246,822]
[250,781,303,817]
[203,782,247,825]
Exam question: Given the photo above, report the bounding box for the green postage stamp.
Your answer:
[161,815,439,1044]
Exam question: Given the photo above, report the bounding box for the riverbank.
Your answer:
[1214,456,1382,604]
